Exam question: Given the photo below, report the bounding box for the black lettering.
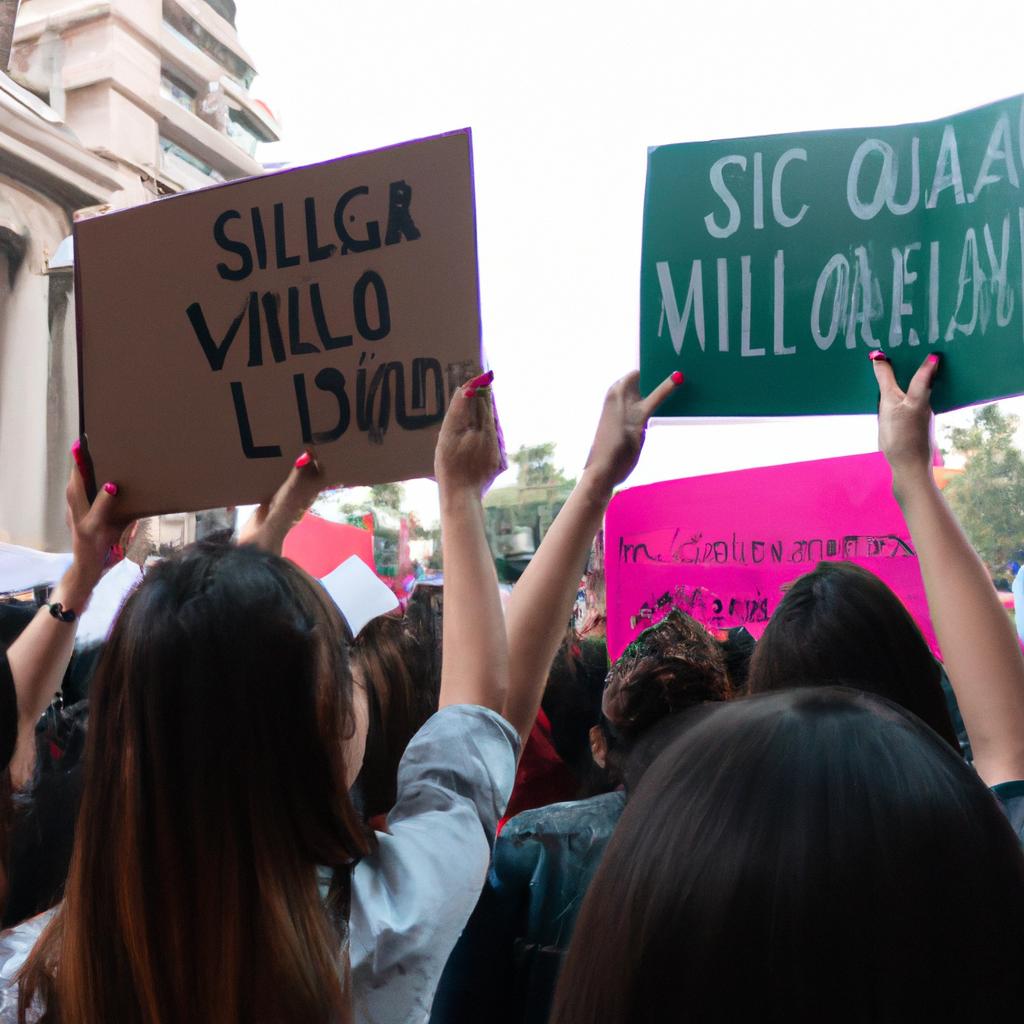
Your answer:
[260,293,287,363]
[246,292,262,367]
[334,186,381,254]
[310,283,352,350]
[356,361,391,444]
[751,540,766,564]
[304,197,336,262]
[251,207,268,270]
[213,210,253,282]
[354,271,391,341]
[294,369,350,444]
[287,287,319,357]
[230,381,281,459]
[273,202,301,268]
[385,180,422,245]
[186,299,246,372]
[396,358,445,429]
[770,541,784,563]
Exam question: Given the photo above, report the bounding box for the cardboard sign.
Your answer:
[641,95,1024,416]
[76,130,481,518]
[604,453,935,661]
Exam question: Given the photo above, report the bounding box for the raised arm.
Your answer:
[872,352,1024,785]
[435,371,508,715]
[5,446,126,786]
[501,370,682,744]
[238,448,326,555]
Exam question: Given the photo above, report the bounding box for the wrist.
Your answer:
[578,467,616,507]
[890,463,937,507]
[53,563,101,613]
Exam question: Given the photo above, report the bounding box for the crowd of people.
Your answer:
[0,352,1023,1022]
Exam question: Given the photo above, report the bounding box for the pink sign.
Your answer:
[605,452,936,661]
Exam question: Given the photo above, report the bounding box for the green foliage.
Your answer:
[511,443,568,487]
[945,404,1024,578]
[370,482,405,510]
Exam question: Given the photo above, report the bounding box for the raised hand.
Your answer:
[434,370,505,496]
[871,351,940,490]
[583,370,683,496]
[238,450,326,556]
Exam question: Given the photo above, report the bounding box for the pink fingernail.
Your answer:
[103,482,118,496]
[671,370,685,386]
[295,451,313,469]
[927,353,941,366]
[868,350,889,363]
[464,387,477,399]
[466,370,494,390]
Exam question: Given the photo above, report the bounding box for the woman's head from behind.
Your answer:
[553,687,1024,1024]
[593,610,731,782]
[747,561,958,748]
[22,543,371,1024]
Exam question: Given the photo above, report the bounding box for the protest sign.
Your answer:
[641,95,1024,416]
[604,453,935,661]
[281,512,375,577]
[75,130,481,518]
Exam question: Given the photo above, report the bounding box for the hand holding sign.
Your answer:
[872,351,941,495]
[434,371,505,497]
[61,442,134,613]
[238,449,327,556]
[583,369,684,497]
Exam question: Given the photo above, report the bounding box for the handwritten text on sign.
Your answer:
[641,95,1024,416]
[604,453,936,661]
[75,130,480,518]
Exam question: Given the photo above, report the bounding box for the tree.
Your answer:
[511,443,568,487]
[370,482,405,510]
[945,404,1024,578]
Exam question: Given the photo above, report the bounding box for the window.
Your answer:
[160,70,197,113]
[226,110,262,156]
[159,136,225,183]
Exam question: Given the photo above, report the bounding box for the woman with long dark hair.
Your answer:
[551,687,1024,1023]
[0,372,519,1024]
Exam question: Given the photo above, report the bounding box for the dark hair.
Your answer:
[746,561,958,749]
[19,543,373,1023]
[602,609,731,743]
[350,612,438,821]
[553,687,1024,1023]
[541,635,612,798]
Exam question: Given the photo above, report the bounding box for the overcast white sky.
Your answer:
[236,0,1024,523]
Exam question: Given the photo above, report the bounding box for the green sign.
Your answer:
[641,95,1024,415]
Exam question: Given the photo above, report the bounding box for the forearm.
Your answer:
[895,466,1024,784]
[438,486,509,715]
[6,564,97,786]
[502,470,610,742]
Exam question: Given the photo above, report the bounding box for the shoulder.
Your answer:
[348,706,519,1024]
[501,790,627,843]
[992,780,1024,842]
[0,909,56,1024]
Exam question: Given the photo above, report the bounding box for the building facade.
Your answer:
[0,0,277,550]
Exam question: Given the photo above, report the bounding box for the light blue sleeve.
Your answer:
[349,704,519,1024]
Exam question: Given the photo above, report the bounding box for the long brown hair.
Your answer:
[19,544,373,1023]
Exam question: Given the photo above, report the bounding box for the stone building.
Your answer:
[0,0,277,550]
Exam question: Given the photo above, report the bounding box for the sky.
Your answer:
[235,0,1024,523]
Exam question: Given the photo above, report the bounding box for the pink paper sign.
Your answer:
[605,452,936,661]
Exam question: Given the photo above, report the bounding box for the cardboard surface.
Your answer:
[76,130,481,518]
[604,453,936,660]
[641,94,1024,416]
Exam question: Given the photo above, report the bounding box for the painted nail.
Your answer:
[927,353,941,366]
[464,387,477,399]
[868,350,889,363]
[103,482,118,496]
[466,370,494,390]
[295,451,313,469]
[671,370,685,386]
